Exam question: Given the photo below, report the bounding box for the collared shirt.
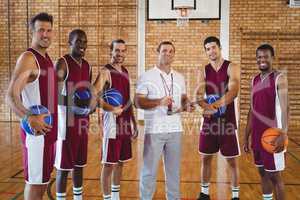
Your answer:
[136,66,186,134]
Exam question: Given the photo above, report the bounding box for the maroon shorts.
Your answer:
[199,119,240,157]
[253,148,285,171]
[22,134,55,184]
[55,117,89,170]
[101,136,132,164]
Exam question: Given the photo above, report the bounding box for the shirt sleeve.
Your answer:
[136,73,149,95]
[181,75,187,94]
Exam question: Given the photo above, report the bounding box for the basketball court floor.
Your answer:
[0,121,299,199]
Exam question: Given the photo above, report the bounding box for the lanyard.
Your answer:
[160,73,173,97]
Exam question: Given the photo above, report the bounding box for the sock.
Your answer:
[231,186,240,198]
[73,186,83,200]
[103,194,112,200]
[201,183,210,195]
[111,185,120,200]
[263,193,273,200]
[56,192,66,200]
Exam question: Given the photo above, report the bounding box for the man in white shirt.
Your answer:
[135,41,194,199]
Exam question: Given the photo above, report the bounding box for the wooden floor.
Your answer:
[0,121,299,200]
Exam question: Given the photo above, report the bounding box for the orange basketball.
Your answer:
[261,128,288,154]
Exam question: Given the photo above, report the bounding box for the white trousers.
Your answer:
[140,132,182,200]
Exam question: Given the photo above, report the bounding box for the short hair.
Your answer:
[68,29,87,44]
[203,36,221,48]
[156,41,175,53]
[256,44,275,57]
[29,12,53,30]
[110,39,126,51]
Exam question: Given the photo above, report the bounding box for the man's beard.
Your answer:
[114,57,124,64]
[259,65,270,72]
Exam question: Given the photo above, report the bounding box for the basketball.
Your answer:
[21,105,52,135]
[205,94,226,118]
[72,89,92,115]
[261,128,288,154]
[101,88,123,107]
[72,89,91,108]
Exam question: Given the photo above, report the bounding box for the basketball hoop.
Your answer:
[175,6,193,27]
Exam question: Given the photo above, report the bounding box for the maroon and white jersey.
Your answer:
[61,54,91,97]
[21,48,58,145]
[102,64,133,139]
[57,54,91,140]
[203,60,237,127]
[251,71,283,150]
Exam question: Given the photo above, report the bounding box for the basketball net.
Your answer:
[176,7,191,27]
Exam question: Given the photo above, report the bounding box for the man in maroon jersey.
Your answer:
[196,36,240,200]
[6,13,57,200]
[93,39,138,200]
[244,44,289,200]
[54,29,93,200]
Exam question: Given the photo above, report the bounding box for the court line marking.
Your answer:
[10,169,23,178]
[9,191,22,200]
[43,178,300,185]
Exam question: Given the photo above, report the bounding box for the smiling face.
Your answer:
[111,42,127,64]
[256,49,273,72]
[158,44,175,66]
[70,33,88,58]
[204,41,221,62]
[31,20,53,49]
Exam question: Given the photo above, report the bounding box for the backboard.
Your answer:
[147,0,221,20]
